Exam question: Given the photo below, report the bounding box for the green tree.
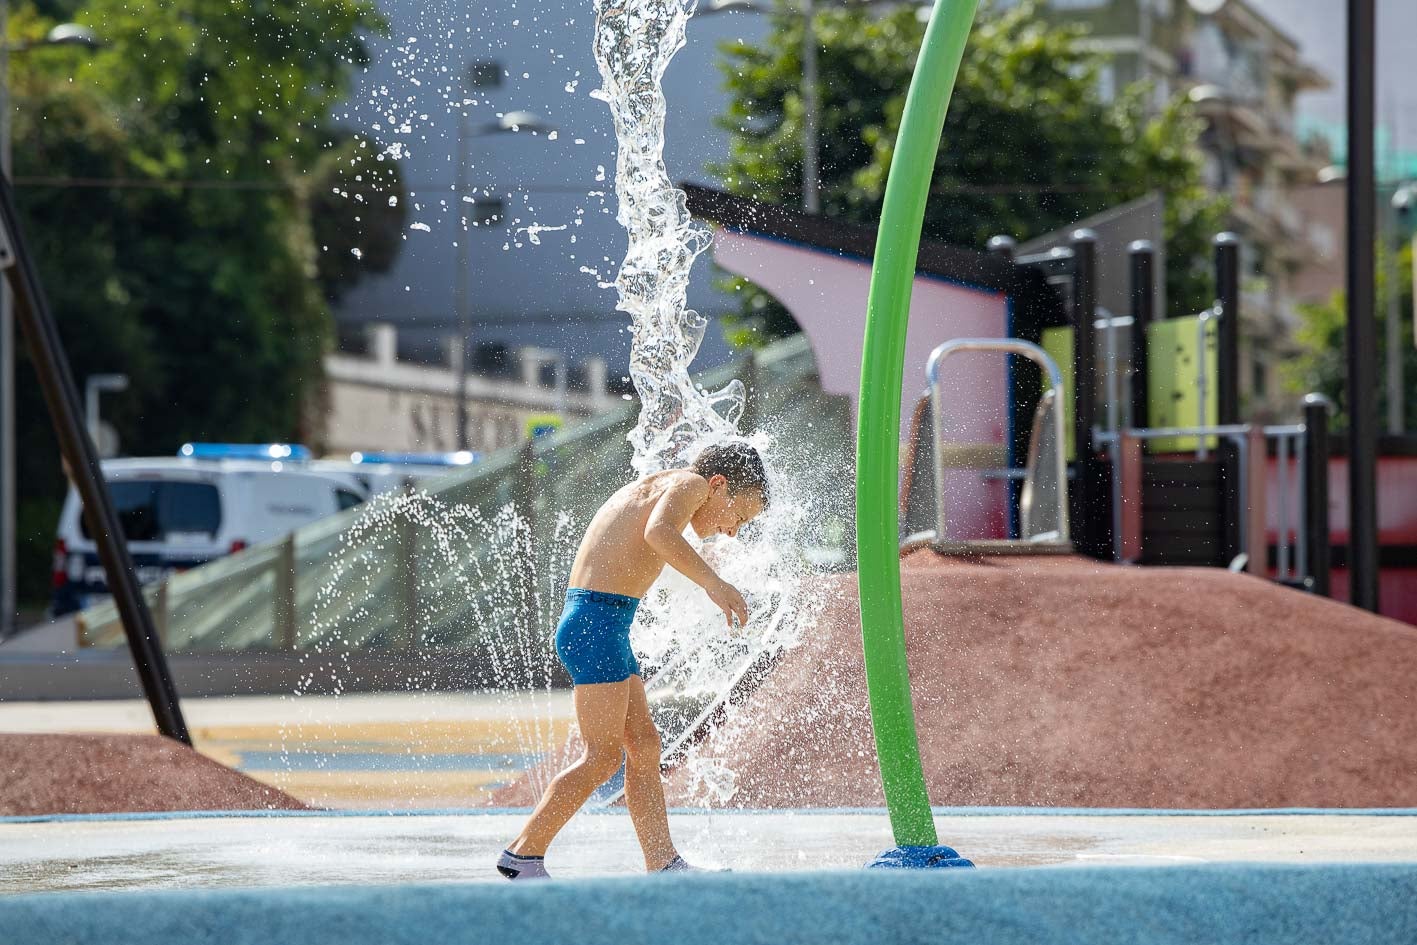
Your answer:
[7,0,394,605]
[1283,240,1416,431]
[716,0,1226,341]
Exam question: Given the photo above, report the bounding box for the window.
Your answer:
[336,489,365,511]
[82,481,221,542]
[1252,358,1268,399]
[470,198,504,227]
[468,60,502,89]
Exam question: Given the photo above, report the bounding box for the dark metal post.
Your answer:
[988,235,1023,539]
[0,174,190,744]
[1070,229,1101,556]
[1214,233,1241,427]
[1128,240,1155,431]
[1346,0,1380,611]
[1303,394,1332,597]
[1213,233,1243,565]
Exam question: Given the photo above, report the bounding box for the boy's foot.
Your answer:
[497,849,550,881]
[658,854,726,874]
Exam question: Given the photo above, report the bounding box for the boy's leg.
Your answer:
[508,680,631,858]
[622,675,678,871]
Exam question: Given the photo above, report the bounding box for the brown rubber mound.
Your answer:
[662,553,1417,808]
[0,734,309,816]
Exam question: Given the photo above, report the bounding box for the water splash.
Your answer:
[280,491,580,808]
[590,0,828,804]
[591,0,745,476]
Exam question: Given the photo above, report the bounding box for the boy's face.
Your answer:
[691,474,765,540]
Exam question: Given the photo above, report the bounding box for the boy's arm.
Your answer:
[643,476,750,628]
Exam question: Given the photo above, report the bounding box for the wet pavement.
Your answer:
[3,810,1416,895]
[0,693,575,809]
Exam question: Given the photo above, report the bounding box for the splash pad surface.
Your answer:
[3,808,1417,895]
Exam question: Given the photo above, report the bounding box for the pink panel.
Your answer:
[713,230,1013,540]
[713,230,1010,435]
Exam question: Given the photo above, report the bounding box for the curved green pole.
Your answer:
[856,0,978,848]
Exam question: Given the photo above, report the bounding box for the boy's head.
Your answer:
[689,442,768,539]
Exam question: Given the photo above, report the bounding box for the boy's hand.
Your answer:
[707,579,750,630]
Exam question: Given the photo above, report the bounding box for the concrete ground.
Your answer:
[3,809,1416,895]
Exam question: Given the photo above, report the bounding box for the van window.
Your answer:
[336,489,364,511]
[80,481,222,542]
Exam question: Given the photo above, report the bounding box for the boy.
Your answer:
[497,442,768,880]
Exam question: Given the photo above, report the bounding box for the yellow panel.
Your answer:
[1146,315,1218,453]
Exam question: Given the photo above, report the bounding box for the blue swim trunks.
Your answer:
[554,588,642,685]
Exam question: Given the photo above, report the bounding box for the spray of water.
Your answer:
[590,0,745,475]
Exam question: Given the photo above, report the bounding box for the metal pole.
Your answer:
[553,353,567,418]
[1070,228,1099,557]
[1214,233,1240,427]
[0,0,15,640]
[0,173,190,743]
[987,235,1021,538]
[800,0,821,214]
[1387,194,1404,434]
[1214,233,1243,565]
[1128,240,1154,433]
[455,110,471,452]
[1346,0,1379,611]
[1303,393,1332,597]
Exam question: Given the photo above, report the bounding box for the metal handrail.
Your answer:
[1095,421,1310,576]
[925,338,1069,548]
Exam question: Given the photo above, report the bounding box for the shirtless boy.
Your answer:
[496,442,768,880]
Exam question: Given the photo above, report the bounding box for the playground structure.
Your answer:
[689,186,1417,626]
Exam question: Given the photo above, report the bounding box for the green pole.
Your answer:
[855,0,978,848]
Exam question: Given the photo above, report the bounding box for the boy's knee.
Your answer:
[624,724,661,763]
[581,745,625,780]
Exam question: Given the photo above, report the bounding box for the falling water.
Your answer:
[591,0,745,475]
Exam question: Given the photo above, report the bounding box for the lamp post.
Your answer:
[454,108,555,452]
[0,16,102,638]
[700,0,820,213]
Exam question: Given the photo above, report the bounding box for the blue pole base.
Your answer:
[866,845,975,870]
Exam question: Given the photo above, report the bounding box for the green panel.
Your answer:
[1147,315,1217,453]
[1040,326,1074,461]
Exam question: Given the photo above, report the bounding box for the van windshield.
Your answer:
[80,480,222,543]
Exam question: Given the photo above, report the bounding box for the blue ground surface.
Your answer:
[3,863,1415,945]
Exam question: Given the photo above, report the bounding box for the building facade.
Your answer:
[1038,0,1329,418]
[318,323,616,457]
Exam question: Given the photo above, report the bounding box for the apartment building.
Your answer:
[1040,0,1329,417]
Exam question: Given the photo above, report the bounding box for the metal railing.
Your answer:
[1096,421,1309,577]
[907,338,1070,554]
[78,334,846,652]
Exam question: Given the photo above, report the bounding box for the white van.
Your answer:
[51,457,368,616]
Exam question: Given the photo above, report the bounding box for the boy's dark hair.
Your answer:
[691,442,769,504]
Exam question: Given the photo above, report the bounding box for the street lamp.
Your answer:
[0,16,104,638]
[454,105,556,452]
[698,0,820,214]
[10,23,102,53]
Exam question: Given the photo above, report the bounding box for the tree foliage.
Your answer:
[715,0,1226,341]
[7,0,397,603]
[1283,240,1416,431]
